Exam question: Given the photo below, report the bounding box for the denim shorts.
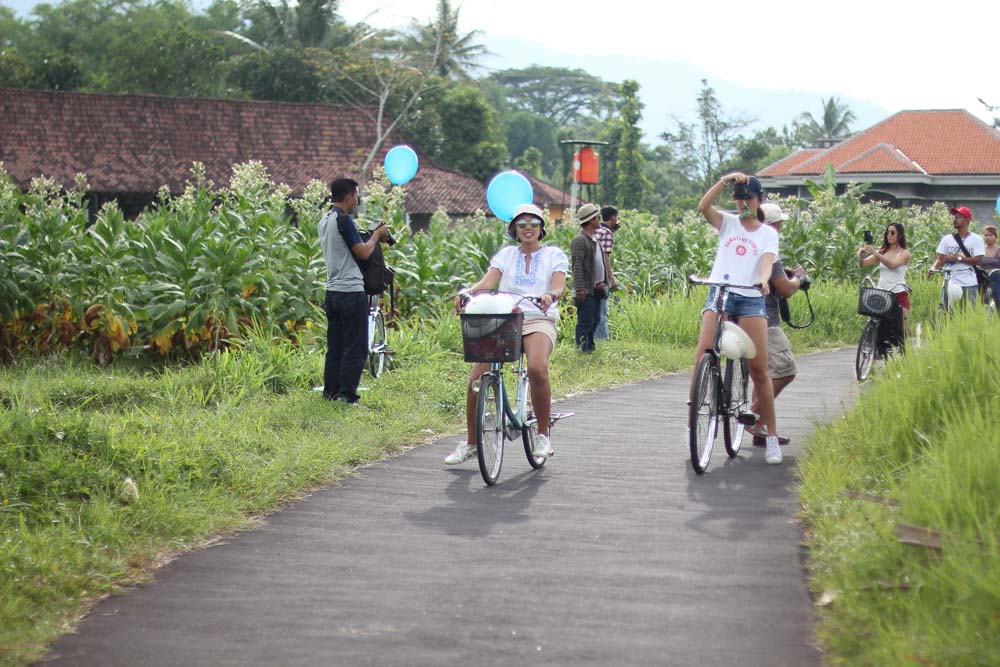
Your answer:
[701,288,767,320]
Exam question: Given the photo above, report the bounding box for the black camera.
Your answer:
[785,269,811,291]
[863,230,873,244]
[374,221,397,246]
[733,182,750,200]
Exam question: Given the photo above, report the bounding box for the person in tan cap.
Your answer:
[748,202,807,447]
[570,202,605,353]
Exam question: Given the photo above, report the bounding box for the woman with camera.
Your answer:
[858,223,911,337]
[444,204,568,466]
[696,172,783,465]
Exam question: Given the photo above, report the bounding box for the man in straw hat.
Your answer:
[570,202,605,353]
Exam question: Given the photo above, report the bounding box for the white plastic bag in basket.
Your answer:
[465,293,517,314]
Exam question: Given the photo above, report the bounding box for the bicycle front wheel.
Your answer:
[689,353,719,474]
[723,357,749,457]
[476,373,505,485]
[855,319,878,382]
[368,308,386,378]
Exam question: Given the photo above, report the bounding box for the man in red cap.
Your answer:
[930,205,985,304]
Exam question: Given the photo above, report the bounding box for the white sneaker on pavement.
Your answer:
[533,433,553,458]
[765,436,783,465]
[444,442,476,465]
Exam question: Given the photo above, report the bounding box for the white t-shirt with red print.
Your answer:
[708,212,779,297]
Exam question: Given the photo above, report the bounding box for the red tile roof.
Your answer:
[760,110,1000,177]
[525,174,578,208]
[0,88,488,216]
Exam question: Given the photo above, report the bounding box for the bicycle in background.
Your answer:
[459,292,573,486]
[367,295,389,377]
[687,276,759,475]
[929,265,966,318]
[855,277,907,382]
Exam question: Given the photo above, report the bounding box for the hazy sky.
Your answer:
[341,0,1000,129]
[5,0,998,135]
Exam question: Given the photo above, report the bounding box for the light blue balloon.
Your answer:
[486,171,534,222]
[384,145,419,185]
[996,195,1000,218]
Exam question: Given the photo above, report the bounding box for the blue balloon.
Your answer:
[384,145,419,185]
[486,171,534,222]
[996,195,1000,218]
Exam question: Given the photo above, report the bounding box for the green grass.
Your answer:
[798,306,1000,666]
[0,279,944,665]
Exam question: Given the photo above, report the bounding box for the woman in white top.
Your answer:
[444,203,568,465]
[858,222,911,333]
[697,172,783,464]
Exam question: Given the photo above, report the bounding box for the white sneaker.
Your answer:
[444,442,476,465]
[765,436,783,465]
[533,433,553,458]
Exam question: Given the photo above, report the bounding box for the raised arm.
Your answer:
[700,172,749,230]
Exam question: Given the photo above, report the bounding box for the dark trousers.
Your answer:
[574,292,600,352]
[324,290,368,401]
[990,273,1000,309]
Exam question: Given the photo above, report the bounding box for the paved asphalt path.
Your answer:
[41,349,858,667]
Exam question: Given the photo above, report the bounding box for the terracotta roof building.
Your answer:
[759,110,1000,222]
[0,88,488,225]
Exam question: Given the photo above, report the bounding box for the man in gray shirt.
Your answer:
[318,178,389,404]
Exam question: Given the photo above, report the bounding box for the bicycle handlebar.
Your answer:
[688,275,763,292]
[456,289,545,310]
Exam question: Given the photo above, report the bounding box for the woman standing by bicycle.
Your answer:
[981,225,1000,310]
[444,203,568,465]
[858,222,911,337]
[696,173,783,465]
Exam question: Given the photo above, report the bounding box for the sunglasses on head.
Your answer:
[516,220,541,229]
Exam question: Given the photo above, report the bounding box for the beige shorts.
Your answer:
[767,326,797,379]
[522,317,558,350]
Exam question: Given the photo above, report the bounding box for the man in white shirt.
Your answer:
[930,206,985,306]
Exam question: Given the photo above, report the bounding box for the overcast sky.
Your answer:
[341,0,1000,131]
[5,0,998,135]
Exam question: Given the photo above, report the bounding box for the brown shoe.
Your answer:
[752,435,790,447]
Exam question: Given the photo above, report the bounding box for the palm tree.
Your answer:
[240,0,354,50]
[796,97,857,146]
[406,0,490,80]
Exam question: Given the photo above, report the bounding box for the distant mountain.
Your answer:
[479,35,891,143]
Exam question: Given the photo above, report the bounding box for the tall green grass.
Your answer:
[798,308,1000,666]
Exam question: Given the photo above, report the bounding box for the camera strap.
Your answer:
[779,290,814,329]
[953,233,986,284]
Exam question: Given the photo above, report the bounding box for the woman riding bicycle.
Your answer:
[696,172,783,465]
[858,222,911,338]
[444,203,568,465]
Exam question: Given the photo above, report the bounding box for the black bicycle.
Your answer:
[688,276,760,474]
[855,277,907,382]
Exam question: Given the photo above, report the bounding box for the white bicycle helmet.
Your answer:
[719,321,757,359]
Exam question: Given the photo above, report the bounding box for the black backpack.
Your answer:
[355,228,395,297]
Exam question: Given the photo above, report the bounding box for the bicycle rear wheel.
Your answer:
[689,353,719,474]
[476,373,505,485]
[368,308,386,378]
[723,357,749,457]
[855,319,878,382]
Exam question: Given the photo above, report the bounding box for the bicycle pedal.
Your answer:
[737,412,758,426]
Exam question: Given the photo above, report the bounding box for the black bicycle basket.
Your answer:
[460,312,524,363]
[858,286,896,318]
